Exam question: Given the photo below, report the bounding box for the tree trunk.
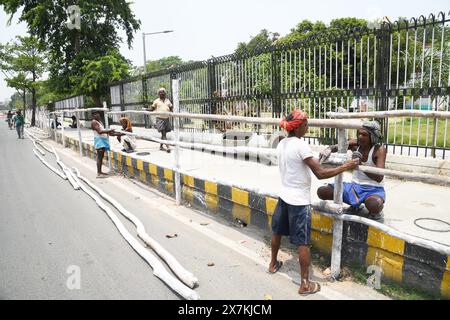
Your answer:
[31,72,36,126]
[92,95,102,108]
[22,89,26,119]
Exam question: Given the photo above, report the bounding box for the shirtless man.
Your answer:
[317,121,387,221]
[91,111,115,178]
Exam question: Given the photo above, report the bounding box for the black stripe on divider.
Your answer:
[250,208,270,231]
[194,178,205,192]
[157,166,165,180]
[248,191,266,213]
[342,221,369,266]
[402,243,447,297]
[217,184,233,216]
[217,183,232,201]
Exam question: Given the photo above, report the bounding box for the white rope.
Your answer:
[73,168,199,289]
[70,168,200,300]
[32,149,67,180]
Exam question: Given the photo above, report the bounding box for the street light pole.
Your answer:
[142,30,174,75]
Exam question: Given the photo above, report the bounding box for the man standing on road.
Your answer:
[7,110,13,130]
[91,110,115,178]
[268,110,359,296]
[148,88,173,153]
[15,110,25,139]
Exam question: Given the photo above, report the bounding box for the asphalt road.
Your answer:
[0,120,388,300]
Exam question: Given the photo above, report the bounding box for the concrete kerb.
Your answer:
[55,131,450,299]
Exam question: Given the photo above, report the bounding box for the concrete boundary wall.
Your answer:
[56,132,450,299]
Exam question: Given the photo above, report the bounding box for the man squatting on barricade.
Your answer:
[269,110,360,295]
[317,121,387,221]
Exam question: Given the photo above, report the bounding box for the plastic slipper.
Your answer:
[267,261,283,274]
[299,281,321,296]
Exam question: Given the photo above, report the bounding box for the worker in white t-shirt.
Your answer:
[268,109,359,296]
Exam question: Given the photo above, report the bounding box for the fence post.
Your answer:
[330,128,348,279]
[376,23,392,138]
[172,78,182,206]
[271,50,282,118]
[208,59,217,130]
[143,76,149,128]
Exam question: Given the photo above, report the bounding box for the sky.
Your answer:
[0,0,448,102]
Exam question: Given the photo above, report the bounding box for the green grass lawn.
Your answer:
[387,118,449,148]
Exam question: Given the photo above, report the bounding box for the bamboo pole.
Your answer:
[327,110,450,120]
[172,79,182,206]
[330,128,347,279]
[107,110,364,129]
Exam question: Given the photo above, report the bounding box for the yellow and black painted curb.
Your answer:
[58,133,450,299]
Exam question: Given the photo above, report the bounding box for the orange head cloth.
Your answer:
[280,110,308,132]
[119,117,132,131]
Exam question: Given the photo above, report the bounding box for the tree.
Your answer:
[0,0,141,104]
[72,51,131,107]
[0,36,47,125]
[235,29,280,56]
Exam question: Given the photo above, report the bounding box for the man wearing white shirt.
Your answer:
[269,110,359,296]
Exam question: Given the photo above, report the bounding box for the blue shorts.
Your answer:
[329,182,386,208]
[271,198,311,246]
[94,136,110,151]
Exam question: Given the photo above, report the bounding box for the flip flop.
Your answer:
[96,175,108,179]
[299,281,321,296]
[267,261,283,274]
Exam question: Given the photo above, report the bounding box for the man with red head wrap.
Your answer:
[269,110,359,296]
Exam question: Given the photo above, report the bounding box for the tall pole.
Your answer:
[143,32,148,74]
[173,79,181,205]
[330,128,348,279]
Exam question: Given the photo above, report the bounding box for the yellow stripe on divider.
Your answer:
[126,156,132,167]
[266,197,278,229]
[149,164,158,176]
[164,169,173,182]
[232,188,248,207]
[183,186,195,203]
[151,175,159,186]
[139,171,147,183]
[205,194,218,210]
[441,257,450,298]
[137,160,144,171]
[366,227,405,283]
[232,204,251,226]
[367,227,405,255]
[183,175,195,188]
[311,212,333,234]
[311,230,333,255]
[205,181,217,196]
[366,247,404,283]
[128,165,134,177]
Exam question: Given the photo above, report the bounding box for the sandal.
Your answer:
[298,281,321,296]
[267,261,283,274]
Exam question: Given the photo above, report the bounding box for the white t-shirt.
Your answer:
[277,137,314,206]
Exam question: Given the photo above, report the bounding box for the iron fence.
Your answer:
[107,11,450,159]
